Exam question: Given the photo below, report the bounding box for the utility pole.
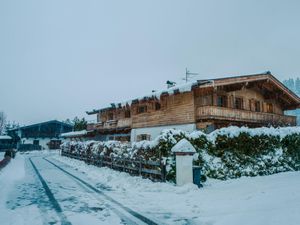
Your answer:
[184,68,199,82]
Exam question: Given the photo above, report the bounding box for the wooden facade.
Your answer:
[86,72,300,140]
[131,92,195,128]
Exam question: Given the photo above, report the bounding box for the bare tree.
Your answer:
[0,111,6,135]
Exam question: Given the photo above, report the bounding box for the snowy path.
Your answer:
[42,157,158,225]
[0,152,160,225]
[51,153,300,225]
[1,151,300,225]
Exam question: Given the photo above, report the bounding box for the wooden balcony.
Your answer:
[196,106,296,126]
[87,118,132,132]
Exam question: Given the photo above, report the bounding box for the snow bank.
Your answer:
[53,154,197,194]
[61,130,87,138]
[0,154,25,180]
[0,154,27,225]
[0,135,12,140]
[51,154,300,225]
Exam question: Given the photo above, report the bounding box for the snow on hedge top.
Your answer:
[0,135,12,140]
[171,139,196,153]
[61,130,87,138]
[208,126,300,142]
[132,126,300,150]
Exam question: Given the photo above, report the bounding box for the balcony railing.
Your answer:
[196,106,296,126]
[87,118,132,131]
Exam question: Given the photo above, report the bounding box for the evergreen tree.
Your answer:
[73,117,87,131]
[295,77,300,95]
[4,121,19,133]
[283,79,291,89]
[283,78,296,92]
[0,111,6,135]
[63,118,73,125]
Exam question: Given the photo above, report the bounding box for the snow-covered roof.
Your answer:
[87,80,206,114]
[0,135,12,140]
[9,120,73,131]
[119,81,200,106]
[87,71,300,114]
[171,139,196,153]
[61,130,87,138]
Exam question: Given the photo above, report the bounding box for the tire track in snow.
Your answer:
[57,170,139,225]
[29,158,72,225]
[43,157,160,225]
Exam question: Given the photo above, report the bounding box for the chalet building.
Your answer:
[0,135,14,151]
[10,120,73,150]
[86,72,300,142]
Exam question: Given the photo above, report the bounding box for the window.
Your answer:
[217,95,227,107]
[108,112,114,120]
[48,140,62,149]
[108,136,115,141]
[138,105,147,114]
[137,134,151,141]
[255,101,260,112]
[266,103,273,113]
[234,97,243,109]
[125,110,131,118]
[97,114,101,122]
[155,102,161,110]
[200,95,213,106]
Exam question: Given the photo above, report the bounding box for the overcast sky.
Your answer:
[1,0,300,125]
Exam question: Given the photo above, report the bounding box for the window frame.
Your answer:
[138,105,147,114]
[124,110,131,118]
[255,100,261,112]
[155,102,161,110]
[234,97,244,110]
[217,95,227,107]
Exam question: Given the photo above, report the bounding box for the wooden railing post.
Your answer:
[161,162,167,182]
[99,156,103,167]
[139,161,142,176]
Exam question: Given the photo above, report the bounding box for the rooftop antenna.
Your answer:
[184,67,199,82]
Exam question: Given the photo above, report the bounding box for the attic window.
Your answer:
[155,102,161,110]
[174,89,180,95]
[132,99,139,104]
[138,105,147,114]
[125,110,131,118]
[108,112,114,120]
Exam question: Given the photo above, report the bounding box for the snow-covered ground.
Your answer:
[52,154,300,225]
[1,151,300,225]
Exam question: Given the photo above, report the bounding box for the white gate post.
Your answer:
[171,139,196,186]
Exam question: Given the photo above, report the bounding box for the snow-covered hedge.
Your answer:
[61,126,300,181]
[61,140,132,158]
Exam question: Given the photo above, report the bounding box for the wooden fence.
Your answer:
[61,151,167,182]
